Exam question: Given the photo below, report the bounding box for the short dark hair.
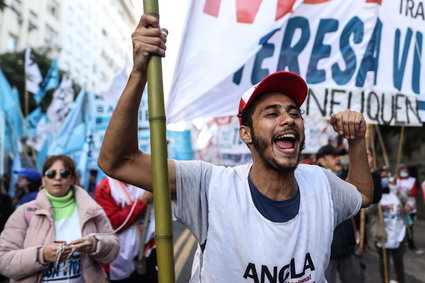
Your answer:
[43,155,77,179]
[238,102,256,129]
[316,145,346,160]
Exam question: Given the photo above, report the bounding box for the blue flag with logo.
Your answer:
[34,59,59,104]
[48,88,85,155]
[26,107,43,137]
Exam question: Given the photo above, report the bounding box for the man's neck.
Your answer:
[249,163,297,201]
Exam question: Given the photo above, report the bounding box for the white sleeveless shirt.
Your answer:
[173,161,361,283]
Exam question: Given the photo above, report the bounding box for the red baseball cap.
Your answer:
[238,71,307,123]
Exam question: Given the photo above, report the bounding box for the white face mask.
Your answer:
[400,172,409,178]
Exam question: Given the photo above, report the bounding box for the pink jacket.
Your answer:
[0,186,120,282]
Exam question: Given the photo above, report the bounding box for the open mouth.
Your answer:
[274,133,298,152]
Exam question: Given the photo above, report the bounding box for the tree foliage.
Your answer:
[0,47,80,115]
[0,0,6,11]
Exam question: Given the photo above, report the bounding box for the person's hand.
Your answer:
[140,191,153,204]
[43,243,73,263]
[132,14,168,74]
[330,110,366,140]
[69,236,95,253]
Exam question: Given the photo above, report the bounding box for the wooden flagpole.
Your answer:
[378,203,389,283]
[395,126,405,173]
[375,125,389,167]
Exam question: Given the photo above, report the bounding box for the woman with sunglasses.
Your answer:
[0,155,119,282]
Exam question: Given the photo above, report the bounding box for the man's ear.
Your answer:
[239,125,252,144]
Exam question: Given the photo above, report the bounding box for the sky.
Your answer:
[131,0,192,104]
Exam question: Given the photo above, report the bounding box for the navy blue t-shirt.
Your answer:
[248,175,300,222]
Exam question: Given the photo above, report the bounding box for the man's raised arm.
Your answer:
[98,14,176,194]
[330,110,373,207]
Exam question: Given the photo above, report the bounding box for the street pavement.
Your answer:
[173,219,425,283]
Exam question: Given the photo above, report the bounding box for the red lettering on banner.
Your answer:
[236,0,262,23]
[203,0,221,17]
[303,0,331,4]
[366,0,382,5]
[204,0,382,22]
[276,0,296,20]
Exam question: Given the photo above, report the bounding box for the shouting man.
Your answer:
[98,14,373,283]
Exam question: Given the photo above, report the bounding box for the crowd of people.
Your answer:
[1,12,425,283]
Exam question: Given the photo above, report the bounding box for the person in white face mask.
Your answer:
[392,164,422,254]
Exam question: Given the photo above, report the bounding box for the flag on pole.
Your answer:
[48,88,87,155]
[34,59,60,104]
[46,76,74,133]
[100,63,127,106]
[77,91,96,189]
[25,47,43,94]
[26,107,43,137]
[0,110,5,178]
[36,133,51,170]
[27,113,50,151]
[0,69,25,153]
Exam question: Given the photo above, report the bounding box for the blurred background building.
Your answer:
[0,0,137,93]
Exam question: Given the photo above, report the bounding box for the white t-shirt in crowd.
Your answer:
[377,192,406,249]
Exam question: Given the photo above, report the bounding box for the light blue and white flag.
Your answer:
[77,91,97,189]
[48,88,86,155]
[46,76,74,133]
[0,69,25,153]
[34,59,59,104]
[25,47,43,94]
[26,107,43,137]
[0,110,5,178]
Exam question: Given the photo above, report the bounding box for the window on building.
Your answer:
[10,0,23,15]
[6,34,18,51]
[28,11,38,31]
[65,35,72,53]
[63,62,70,71]
[44,25,57,44]
[66,6,73,25]
[47,0,60,19]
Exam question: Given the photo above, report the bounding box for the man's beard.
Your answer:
[251,129,304,174]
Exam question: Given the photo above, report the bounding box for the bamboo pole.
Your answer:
[143,1,175,282]
[377,203,389,283]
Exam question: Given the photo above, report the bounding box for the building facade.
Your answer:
[0,0,137,93]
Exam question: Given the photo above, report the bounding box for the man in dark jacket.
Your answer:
[317,145,382,283]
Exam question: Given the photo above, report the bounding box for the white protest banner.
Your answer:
[167,0,424,126]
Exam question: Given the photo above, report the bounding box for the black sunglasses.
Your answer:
[45,169,71,179]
